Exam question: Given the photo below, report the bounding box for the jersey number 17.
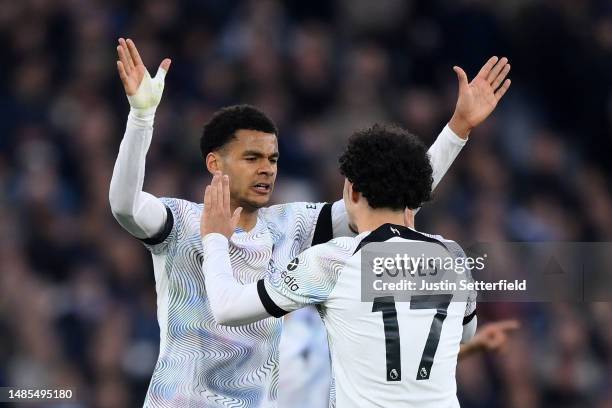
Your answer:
[371,294,452,381]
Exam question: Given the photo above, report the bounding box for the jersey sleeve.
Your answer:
[259,239,353,316]
[262,201,337,252]
[108,112,168,239]
[140,197,190,255]
[201,234,276,326]
[428,124,467,191]
[443,239,477,324]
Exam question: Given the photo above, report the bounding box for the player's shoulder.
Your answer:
[158,197,203,224]
[260,201,325,221]
[159,197,201,210]
[288,236,356,282]
[304,236,358,263]
[419,231,466,258]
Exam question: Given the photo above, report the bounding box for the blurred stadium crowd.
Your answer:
[1,0,612,407]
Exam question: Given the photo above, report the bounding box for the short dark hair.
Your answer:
[200,105,278,158]
[339,124,433,210]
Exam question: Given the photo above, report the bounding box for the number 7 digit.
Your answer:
[410,294,452,380]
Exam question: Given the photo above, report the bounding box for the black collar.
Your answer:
[353,223,447,254]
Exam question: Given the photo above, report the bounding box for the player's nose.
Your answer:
[257,162,275,176]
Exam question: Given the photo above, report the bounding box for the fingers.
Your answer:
[116,61,129,85]
[209,172,225,213]
[481,331,504,350]
[491,332,507,347]
[476,56,499,80]
[495,319,520,331]
[222,174,231,215]
[231,207,243,229]
[495,79,511,101]
[118,38,135,73]
[216,173,224,211]
[481,320,520,351]
[204,185,212,210]
[491,63,511,90]
[126,38,144,67]
[210,173,219,213]
[117,41,132,76]
[201,185,211,236]
[156,58,171,80]
[486,57,508,84]
[205,172,238,236]
[453,66,469,89]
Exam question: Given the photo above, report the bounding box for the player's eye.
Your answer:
[245,157,257,162]
[270,158,278,164]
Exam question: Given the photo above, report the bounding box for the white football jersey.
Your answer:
[111,108,466,407]
[260,223,477,408]
[141,198,337,407]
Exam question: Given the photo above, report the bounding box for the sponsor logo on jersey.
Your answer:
[287,257,299,271]
[280,270,300,292]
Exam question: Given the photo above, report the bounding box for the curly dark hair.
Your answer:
[339,124,433,210]
[200,105,278,158]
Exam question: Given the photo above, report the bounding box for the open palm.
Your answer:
[452,57,511,133]
[116,38,171,112]
[116,38,149,95]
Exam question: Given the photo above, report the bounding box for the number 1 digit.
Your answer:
[372,296,401,381]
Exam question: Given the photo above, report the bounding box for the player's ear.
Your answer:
[348,181,360,204]
[206,152,222,174]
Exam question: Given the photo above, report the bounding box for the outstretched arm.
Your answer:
[109,38,172,239]
[329,57,512,235]
[202,232,271,325]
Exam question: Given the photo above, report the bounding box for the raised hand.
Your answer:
[201,172,242,239]
[449,56,511,138]
[116,38,171,114]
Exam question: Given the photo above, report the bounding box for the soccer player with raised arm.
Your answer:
[201,125,478,407]
[109,37,511,407]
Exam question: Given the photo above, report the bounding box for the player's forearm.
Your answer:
[458,343,477,360]
[202,234,271,326]
[428,125,467,191]
[109,110,166,238]
[458,341,482,360]
[458,316,478,360]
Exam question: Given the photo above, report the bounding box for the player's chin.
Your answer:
[245,191,272,208]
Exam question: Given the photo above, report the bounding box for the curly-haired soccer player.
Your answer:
[202,124,478,407]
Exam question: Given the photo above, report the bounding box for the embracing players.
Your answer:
[109,38,511,407]
[201,125,474,407]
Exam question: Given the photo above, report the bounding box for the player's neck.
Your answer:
[236,208,259,231]
[355,208,415,233]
